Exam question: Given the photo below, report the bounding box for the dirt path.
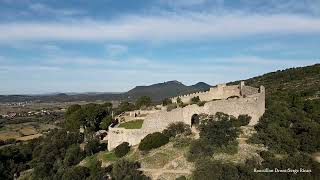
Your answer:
[139,168,191,174]
[139,155,192,179]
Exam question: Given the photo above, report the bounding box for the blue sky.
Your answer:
[0,0,319,94]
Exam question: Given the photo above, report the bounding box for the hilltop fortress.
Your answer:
[108,81,265,150]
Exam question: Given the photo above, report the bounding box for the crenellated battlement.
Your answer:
[171,81,260,104]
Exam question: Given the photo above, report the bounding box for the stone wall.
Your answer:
[241,86,259,96]
[107,82,265,150]
[171,84,241,103]
[107,128,152,150]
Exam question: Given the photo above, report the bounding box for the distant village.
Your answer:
[0,101,65,119]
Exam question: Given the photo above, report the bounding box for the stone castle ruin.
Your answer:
[108,81,265,150]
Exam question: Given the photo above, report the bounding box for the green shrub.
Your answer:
[237,114,251,126]
[63,144,84,166]
[62,166,90,180]
[177,97,182,104]
[99,116,113,130]
[211,141,238,154]
[162,98,172,106]
[114,142,130,158]
[187,139,213,162]
[162,122,191,138]
[176,176,186,180]
[138,132,169,151]
[173,137,192,148]
[4,138,16,144]
[190,96,200,104]
[192,159,240,180]
[197,101,206,106]
[84,138,101,156]
[199,113,240,147]
[167,104,177,112]
[136,96,152,109]
[112,159,150,180]
[179,103,188,108]
[0,139,4,146]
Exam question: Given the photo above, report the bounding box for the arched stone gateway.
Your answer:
[191,114,199,127]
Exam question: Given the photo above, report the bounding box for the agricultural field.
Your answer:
[0,121,58,141]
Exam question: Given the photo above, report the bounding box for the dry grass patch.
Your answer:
[0,122,57,141]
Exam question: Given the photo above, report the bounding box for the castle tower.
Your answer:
[240,81,245,96]
[259,85,265,93]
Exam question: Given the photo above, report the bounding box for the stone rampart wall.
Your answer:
[107,128,151,150]
[242,86,259,96]
[108,83,265,150]
[171,84,241,103]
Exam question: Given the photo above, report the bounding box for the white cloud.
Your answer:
[29,3,83,16]
[160,0,210,8]
[105,44,128,56]
[0,65,62,72]
[0,13,320,42]
[1,54,318,94]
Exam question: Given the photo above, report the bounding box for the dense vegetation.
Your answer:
[162,98,172,106]
[111,159,150,180]
[138,132,169,151]
[135,96,152,109]
[0,95,158,179]
[244,64,320,154]
[114,142,131,158]
[0,129,104,180]
[191,64,320,179]
[162,122,192,138]
[187,113,245,162]
[65,102,113,132]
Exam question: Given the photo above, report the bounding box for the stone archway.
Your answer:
[191,114,200,127]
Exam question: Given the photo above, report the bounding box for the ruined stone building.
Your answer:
[108,81,265,150]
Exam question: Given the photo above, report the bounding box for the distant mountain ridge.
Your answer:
[125,80,211,101]
[0,81,211,103]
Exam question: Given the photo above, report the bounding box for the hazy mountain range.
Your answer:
[1,63,319,103]
[0,81,211,103]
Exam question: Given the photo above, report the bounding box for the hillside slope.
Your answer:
[230,64,320,99]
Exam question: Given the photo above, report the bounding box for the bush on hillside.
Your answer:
[63,144,84,166]
[197,101,206,106]
[173,137,192,148]
[238,114,251,126]
[112,159,150,180]
[136,96,152,109]
[84,138,101,156]
[162,98,172,106]
[187,139,213,162]
[166,104,177,111]
[176,176,186,180]
[162,122,191,138]
[190,96,200,104]
[114,142,130,158]
[138,132,169,151]
[99,115,113,130]
[62,166,90,180]
[177,97,182,104]
[199,112,240,147]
